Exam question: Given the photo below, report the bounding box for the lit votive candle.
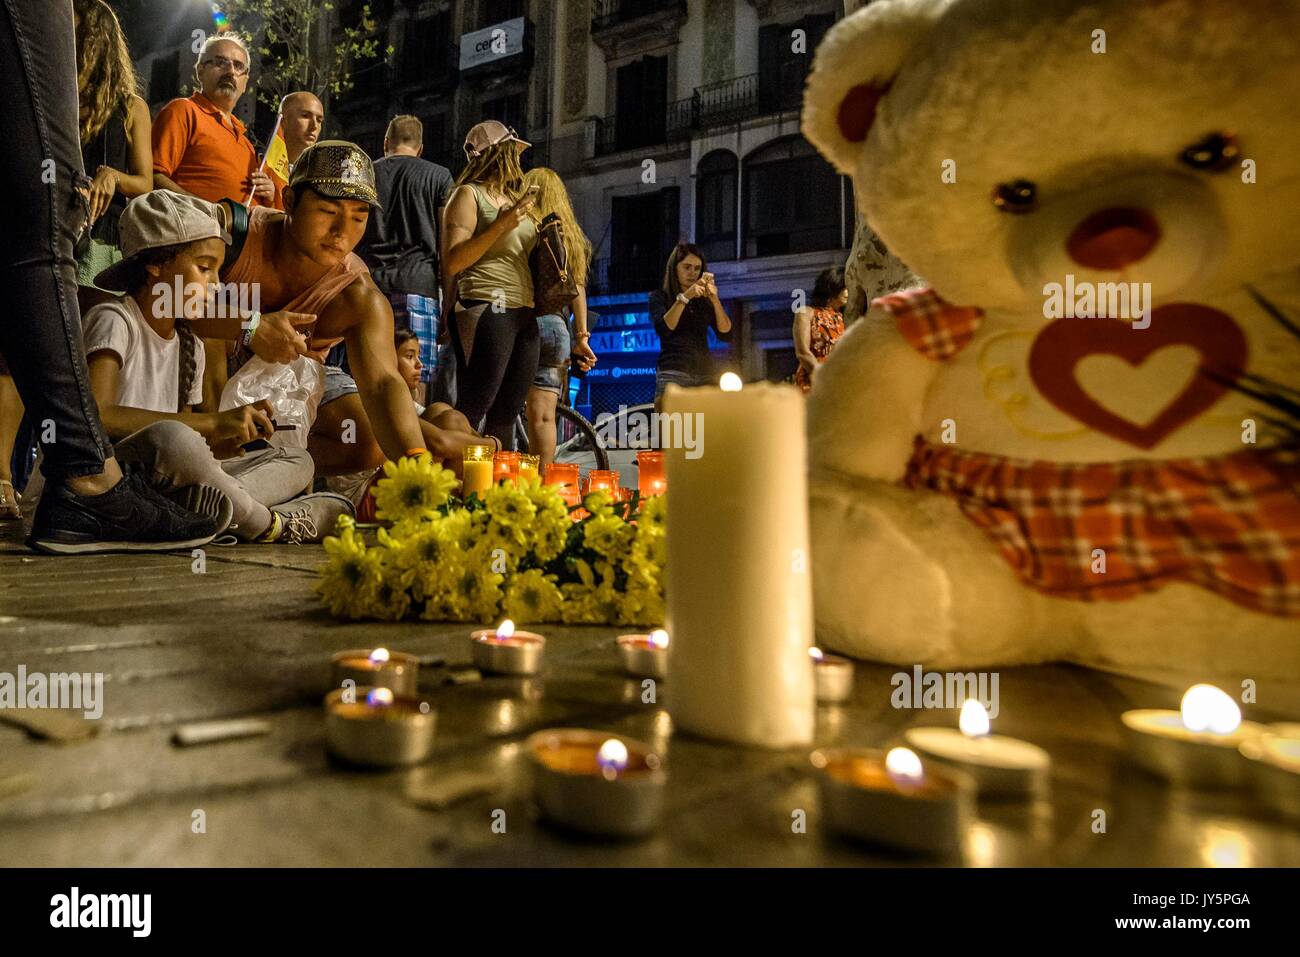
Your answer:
[493,450,520,484]
[527,728,666,838]
[812,746,973,857]
[617,629,669,679]
[1240,723,1300,823]
[330,647,419,696]
[324,686,436,767]
[904,700,1051,799]
[518,454,540,480]
[809,647,854,704]
[586,469,619,494]
[462,443,494,498]
[1122,684,1265,789]
[470,619,545,676]
[636,450,665,496]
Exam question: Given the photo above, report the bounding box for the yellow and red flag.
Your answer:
[247,113,290,208]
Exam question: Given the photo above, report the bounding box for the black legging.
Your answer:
[0,0,113,481]
[450,301,539,451]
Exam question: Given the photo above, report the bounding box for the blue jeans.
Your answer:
[0,0,112,480]
[654,368,704,401]
[532,313,570,394]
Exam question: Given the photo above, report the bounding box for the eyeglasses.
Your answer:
[202,55,248,76]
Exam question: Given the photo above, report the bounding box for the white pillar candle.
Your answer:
[663,379,814,747]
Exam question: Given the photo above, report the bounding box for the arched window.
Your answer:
[695,149,737,263]
[743,136,845,257]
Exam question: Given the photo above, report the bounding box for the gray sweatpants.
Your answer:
[23,421,313,541]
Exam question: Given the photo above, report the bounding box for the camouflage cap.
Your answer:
[288,140,381,208]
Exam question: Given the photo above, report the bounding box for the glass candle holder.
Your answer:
[586,469,620,494]
[462,443,494,498]
[493,450,521,484]
[636,450,666,495]
[518,454,541,480]
[545,462,579,488]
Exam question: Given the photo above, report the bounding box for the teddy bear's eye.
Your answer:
[992,180,1038,214]
[1180,132,1239,172]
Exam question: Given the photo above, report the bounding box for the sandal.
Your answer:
[0,479,20,520]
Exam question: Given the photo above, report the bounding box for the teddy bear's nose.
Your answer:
[1066,207,1162,270]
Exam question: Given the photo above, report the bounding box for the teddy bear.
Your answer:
[800,0,1300,706]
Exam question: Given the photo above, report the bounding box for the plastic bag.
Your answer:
[219,356,324,449]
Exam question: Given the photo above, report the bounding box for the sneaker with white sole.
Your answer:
[268,492,356,544]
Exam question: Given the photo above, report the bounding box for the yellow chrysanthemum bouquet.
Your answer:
[316,454,666,626]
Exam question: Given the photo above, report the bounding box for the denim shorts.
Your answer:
[532,313,570,394]
[654,367,704,400]
[322,365,359,406]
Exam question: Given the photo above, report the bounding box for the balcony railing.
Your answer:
[591,0,686,32]
[694,73,760,127]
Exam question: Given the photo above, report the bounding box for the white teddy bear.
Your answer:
[802,0,1300,704]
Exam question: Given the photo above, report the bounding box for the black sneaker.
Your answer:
[27,471,221,555]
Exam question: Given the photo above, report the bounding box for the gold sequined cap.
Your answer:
[288,140,381,208]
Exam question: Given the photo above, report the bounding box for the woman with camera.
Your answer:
[649,243,732,401]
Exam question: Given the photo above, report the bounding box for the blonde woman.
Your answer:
[441,121,539,450]
[520,167,597,467]
[73,0,154,310]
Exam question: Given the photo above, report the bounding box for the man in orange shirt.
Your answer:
[152,34,274,207]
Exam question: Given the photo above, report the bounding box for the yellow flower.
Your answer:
[317,528,381,619]
[636,493,666,531]
[581,489,615,517]
[501,568,564,623]
[483,481,537,530]
[372,454,458,524]
[583,513,634,562]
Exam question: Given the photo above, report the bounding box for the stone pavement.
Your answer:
[1,523,1296,867]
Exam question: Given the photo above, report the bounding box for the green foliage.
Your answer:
[215,0,393,110]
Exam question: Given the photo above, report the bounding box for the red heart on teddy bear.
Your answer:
[1028,305,1247,450]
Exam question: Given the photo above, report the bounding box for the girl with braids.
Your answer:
[70,191,354,543]
[73,0,154,311]
[519,167,597,468]
[441,121,539,450]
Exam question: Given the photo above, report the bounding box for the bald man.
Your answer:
[267,92,323,210]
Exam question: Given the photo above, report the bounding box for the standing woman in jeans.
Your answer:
[649,242,732,401]
[520,167,597,468]
[441,121,539,450]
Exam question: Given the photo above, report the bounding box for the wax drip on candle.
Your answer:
[597,738,629,780]
[495,619,516,642]
[649,629,669,649]
[719,372,743,392]
[1180,684,1241,734]
[885,746,924,786]
[366,687,394,708]
[368,647,391,666]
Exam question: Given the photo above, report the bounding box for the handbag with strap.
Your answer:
[529,212,578,316]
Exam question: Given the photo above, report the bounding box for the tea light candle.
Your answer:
[527,728,666,838]
[330,647,419,695]
[809,647,854,704]
[1240,724,1300,822]
[636,450,666,495]
[617,629,669,679]
[904,700,1051,798]
[324,686,436,767]
[462,443,493,498]
[812,746,973,857]
[470,619,545,676]
[1122,684,1266,788]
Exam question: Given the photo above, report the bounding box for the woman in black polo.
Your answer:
[648,243,732,400]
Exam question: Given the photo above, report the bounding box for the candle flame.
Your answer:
[597,738,629,778]
[808,647,825,662]
[368,647,390,665]
[496,619,516,641]
[366,687,394,708]
[1180,684,1241,734]
[885,746,924,782]
[719,372,743,392]
[959,699,991,738]
[649,629,669,649]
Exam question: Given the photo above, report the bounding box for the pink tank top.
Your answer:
[225,206,368,316]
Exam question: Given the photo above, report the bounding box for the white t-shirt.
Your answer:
[83,296,205,413]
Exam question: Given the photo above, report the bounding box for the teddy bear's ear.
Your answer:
[803,0,954,175]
